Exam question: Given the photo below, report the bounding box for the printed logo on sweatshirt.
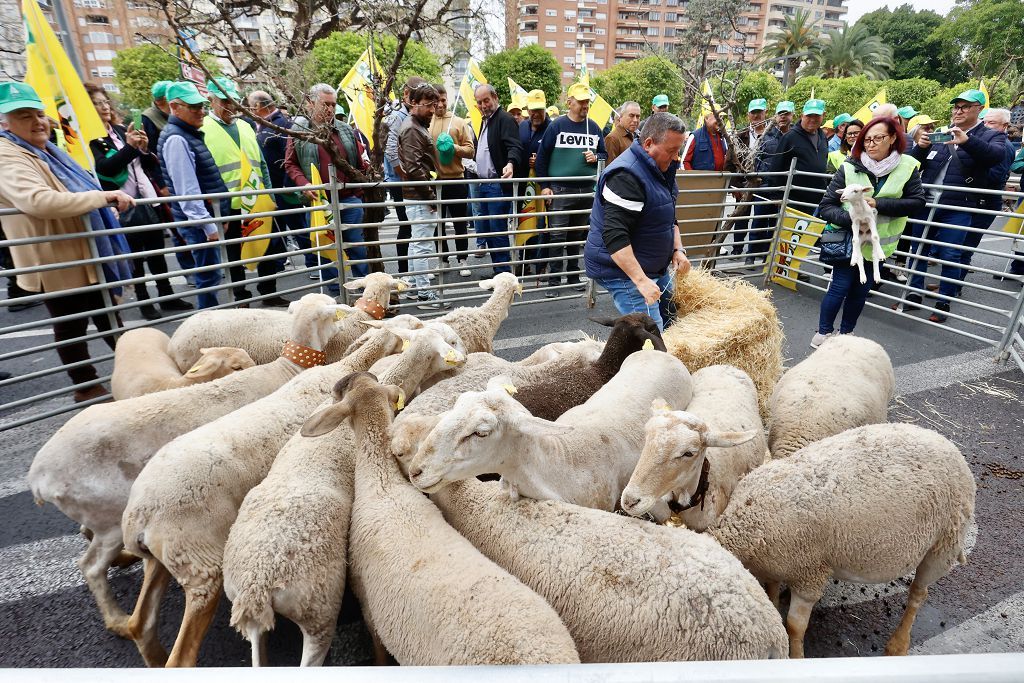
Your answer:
[556,132,599,148]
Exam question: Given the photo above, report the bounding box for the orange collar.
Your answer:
[355,296,386,321]
[280,340,326,368]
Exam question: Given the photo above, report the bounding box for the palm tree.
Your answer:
[762,10,821,86]
[803,23,895,80]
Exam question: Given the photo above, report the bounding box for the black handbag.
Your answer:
[818,226,852,265]
[118,202,160,228]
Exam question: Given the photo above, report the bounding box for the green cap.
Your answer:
[802,98,826,116]
[775,100,795,114]
[652,94,669,107]
[832,113,853,126]
[747,98,767,113]
[950,89,986,106]
[0,81,44,114]
[206,77,240,101]
[897,106,918,119]
[166,81,207,106]
[334,103,346,117]
[979,108,989,119]
[151,80,173,100]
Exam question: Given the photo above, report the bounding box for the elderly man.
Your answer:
[769,99,829,214]
[683,110,728,171]
[746,100,795,265]
[728,98,769,257]
[605,101,641,163]
[142,80,173,155]
[584,113,691,330]
[0,82,134,401]
[429,83,475,276]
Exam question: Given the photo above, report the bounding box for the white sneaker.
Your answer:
[459,268,472,277]
[416,291,448,310]
[809,331,837,349]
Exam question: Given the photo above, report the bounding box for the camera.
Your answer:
[928,130,954,143]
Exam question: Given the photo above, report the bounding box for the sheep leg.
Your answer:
[370,629,391,666]
[79,529,131,633]
[785,589,821,659]
[248,627,268,667]
[115,557,171,667]
[765,581,782,609]
[885,550,949,656]
[165,588,221,667]
[851,228,867,284]
[112,551,142,568]
[299,627,333,667]
[870,231,884,283]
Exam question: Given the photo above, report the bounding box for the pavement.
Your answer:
[0,224,1022,667]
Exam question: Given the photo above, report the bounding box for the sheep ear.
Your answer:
[479,278,496,291]
[589,315,617,327]
[486,376,517,395]
[705,429,759,449]
[343,278,367,291]
[391,279,409,292]
[185,357,217,378]
[361,319,386,329]
[330,304,357,320]
[301,401,354,437]
[385,384,406,412]
[517,414,575,437]
[651,398,673,414]
[288,300,303,314]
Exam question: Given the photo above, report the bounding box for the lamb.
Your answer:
[166,272,405,370]
[516,337,604,366]
[429,477,788,662]
[296,373,581,666]
[117,325,402,667]
[432,271,521,353]
[842,183,884,284]
[768,334,894,458]
[111,327,255,400]
[221,325,467,667]
[27,293,347,635]
[621,364,766,531]
[408,350,692,512]
[700,423,974,658]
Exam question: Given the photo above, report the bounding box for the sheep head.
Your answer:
[301,372,405,438]
[287,294,355,352]
[184,347,256,381]
[840,183,872,204]
[343,272,408,304]
[620,400,757,518]
[479,272,523,312]
[590,313,666,354]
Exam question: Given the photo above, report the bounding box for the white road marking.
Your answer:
[911,591,1024,655]
[493,329,589,352]
[0,534,87,605]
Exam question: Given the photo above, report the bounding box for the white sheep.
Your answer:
[296,373,581,666]
[429,477,788,662]
[117,326,403,667]
[841,183,883,284]
[27,293,347,636]
[621,364,766,531]
[408,351,692,512]
[516,337,603,366]
[768,334,895,458]
[432,271,522,353]
[221,324,467,667]
[166,273,405,370]
[111,327,255,400]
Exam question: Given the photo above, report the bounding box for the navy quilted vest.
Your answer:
[156,116,229,221]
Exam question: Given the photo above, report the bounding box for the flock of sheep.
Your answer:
[27,270,976,668]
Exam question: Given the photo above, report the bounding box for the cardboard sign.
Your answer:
[765,206,826,290]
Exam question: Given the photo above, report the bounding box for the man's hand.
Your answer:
[918,132,933,149]
[947,126,968,145]
[529,153,537,169]
[304,189,319,203]
[104,190,134,213]
[672,249,691,276]
[583,150,597,164]
[501,162,514,179]
[126,125,148,151]
[206,231,220,242]
[637,277,661,305]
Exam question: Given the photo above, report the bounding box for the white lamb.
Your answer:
[408,350,692,512]
[621,364,766,531]
[432,271,522,353]
[841,183,884,284]
[27,293,346,635]
[768,334,895,458]
[222,324,467,667]
[111,327,255,400]
[166,272,405,370]
[118,326,402,668]
[296,373,581,666]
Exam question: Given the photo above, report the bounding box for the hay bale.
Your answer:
[663,268,784,419]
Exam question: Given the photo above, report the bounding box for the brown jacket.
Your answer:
[428,113,475,179]
[398,114,439,201]
[604,124,636,164]
[0,138,110,293]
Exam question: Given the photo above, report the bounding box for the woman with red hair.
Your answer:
[810,117,927,349]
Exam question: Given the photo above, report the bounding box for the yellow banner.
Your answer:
[22,0,106,169]
[309,165,337,261]
[515,177,542,247]
[458,59,487,135]
[853,89,887,124]
[700,79,715,119]
[1003,198,1024,236]
[979,79,990,108]
[237,146,274,270]
[766,206,826,290]
[508,76,528,107]
[339,48,385,150]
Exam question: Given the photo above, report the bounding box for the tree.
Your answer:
[803,23,893,80]
[920,77,1017,121]
[762,9,821,86]
[112,44,220,108]
[929,0,1024,80]
[479,45,561,109]
[733,71,785,122]
[310,31,441,91]
[672,0,751,112]
[885,78,944,112]
[590,56,685,116]
[854,4,966,85]
[785,75,877,121]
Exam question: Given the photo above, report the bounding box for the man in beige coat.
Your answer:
[429,83,475,277]
[0,82,133,402]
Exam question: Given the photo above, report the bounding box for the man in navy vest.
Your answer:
[584,113,691,330]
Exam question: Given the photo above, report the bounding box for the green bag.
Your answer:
[436,132,455,165]
[96,147,129,188]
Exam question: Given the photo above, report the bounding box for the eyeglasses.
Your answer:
[91,99,111,109]
[862,135,892,146]
[952,103,980,112]
[183,103,207,112]
[844,130,861,138]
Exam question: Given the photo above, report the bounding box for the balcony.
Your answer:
[520,20,538,32]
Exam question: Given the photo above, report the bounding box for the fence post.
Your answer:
[893,204,937,311]
[436,181,446,301]
[85,225,122,344]
[210,200,235,303]
[762,158,797,288]
[586,158,606,308]
[994,279,1024,364]
[327,164,349,303]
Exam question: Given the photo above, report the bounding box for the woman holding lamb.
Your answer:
[811,117,927,349]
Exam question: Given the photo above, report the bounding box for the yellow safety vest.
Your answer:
[841,155,920,261]
[201,116,263,210]
[827,150,847,173]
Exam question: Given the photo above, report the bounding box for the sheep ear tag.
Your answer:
[394,389,406,412]
[335,309,348,321]
[402,339,410,351]
[444,349,459,366]
[502,383,517,396]
[642,339,654,351]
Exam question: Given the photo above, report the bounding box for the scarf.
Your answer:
[1,131,132,291]
[859,150,901,179]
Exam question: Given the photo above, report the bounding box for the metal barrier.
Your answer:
[1,164,1022,430]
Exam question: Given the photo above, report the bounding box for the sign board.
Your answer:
[675,171,731,260]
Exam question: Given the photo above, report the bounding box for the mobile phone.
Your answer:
[928,131,953,143]
[131,109,143,130]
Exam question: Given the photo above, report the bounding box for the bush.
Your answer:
[590,56,685,116]
[479,45,561,109]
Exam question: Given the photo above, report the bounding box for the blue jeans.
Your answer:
[908,208,969,299]
[178,225,221,309]
[818,260,875,335]
[338,197,369,279]
[746,200,776,258]
[476,182,511,272]
[406,202,437,289]
[467,179,485,248]
[598,271,676,331]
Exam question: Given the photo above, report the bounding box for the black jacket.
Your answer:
[256,110,296,190]
[89,124,163,194]
[818,155,927,230]
[910,123,1009,208]
[479,109,525,195]
[768,123,829,210]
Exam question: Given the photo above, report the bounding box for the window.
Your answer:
[664,26,676,36]
[132,16,158,28]
[647,26,660,35]
[545,39,557,47]
[565,25,576,32]
[546,8,557,15]
[522,21,538,31]
[86,31,113,43]
[75,0,104,6]
[564,40,575,48]
[595,42,605,49]
[716,43,730,53]
[90,68,99,78]
[649,11,660,19]
[594,58,604,65]
[92,49,116,60]
[103,83,119,93]
[737,15,748,24]
[85,14,109,24]
[545,24,556,32]
[596,12,606,19]
[519,35,538,45]
[563,56,575,64]
[563,71,575,78]
[650,0,662,5]
[666,11,677,20]
[97,66,115,77]
[667,0,678,5]
[564,9,576,18]
[595,27,605,34]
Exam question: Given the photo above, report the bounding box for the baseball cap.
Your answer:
[652,94,669,108]
[802,99,826,116]
[151,80,173,100]
[334,103,346,117]
[979,108,989,119]
[913,114,937,126]
[950,89,986,105]
[166,81,207,106]
[747,98,767,113]
[507,99,524,113]
[206,77,240,101]
[775,100,795,114]
[436,132,455,165]
[567,83,591,101]
[832,113,853,127]
[896,106,918,119]
[526,89,546,110]
[547,105,560,118]
[822,119,835,130]
[0,81,44,114]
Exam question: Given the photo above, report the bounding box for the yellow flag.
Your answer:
[237,144,275,271]
[572,46,613,128]
[22,0,106,169]
[507,77,528,101]
[339,48,386,149]
[700,80,716,119]
[1003,198,1024,236]
[766,206,826,290]
[979,79,990,108]
[853,89,887,123]
[577,45,591,86]
[308,165,337,261]
[458,59,487,135]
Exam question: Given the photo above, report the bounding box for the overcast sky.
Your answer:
[846,0,958,24]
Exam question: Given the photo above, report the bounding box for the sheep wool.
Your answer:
[434,272,520,353]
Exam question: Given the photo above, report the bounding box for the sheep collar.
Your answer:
[668,457,711,514]
[354,297,386,321]
[280,340,327,368]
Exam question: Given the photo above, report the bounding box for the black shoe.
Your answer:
[744,256,756,267]
[566,277,586,292]
[544,289,558,298]
[259,295,292,308]
[0,371,11,381]
[160,297,194,311]
[929,301,950,323]
[139,304,162,321]
[8,299,41,312]
[895,293,922,312]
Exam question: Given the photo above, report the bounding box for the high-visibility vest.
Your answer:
[201,116,263,209]
[827,150,846,173]
[841,155,919,261]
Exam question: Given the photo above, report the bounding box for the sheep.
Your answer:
[432,271,522,353]
[296,373,581,666]
[221,325,467,667]
[408,350,692,512]
[166,272,405,370]
[516,337,604,366]
[703,423,975,658]
[621,365,766,531]
[841,183,883,284]
[429,477,788,662]
[111,327,255,400]
[768,334,894,458]
[27,293,347,636]
[117,325,402,668]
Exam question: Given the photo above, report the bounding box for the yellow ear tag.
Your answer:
[401,339,410,351]
[502,383,518,396]
[642,339,654,351]
[515,283,524,296]
[654,402,671,412]
[394,390,406,411]
[445,349,459,365]
[184,363,201,376]
[335,309,348,321]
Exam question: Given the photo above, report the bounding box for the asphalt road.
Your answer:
[1,226,1022,667]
